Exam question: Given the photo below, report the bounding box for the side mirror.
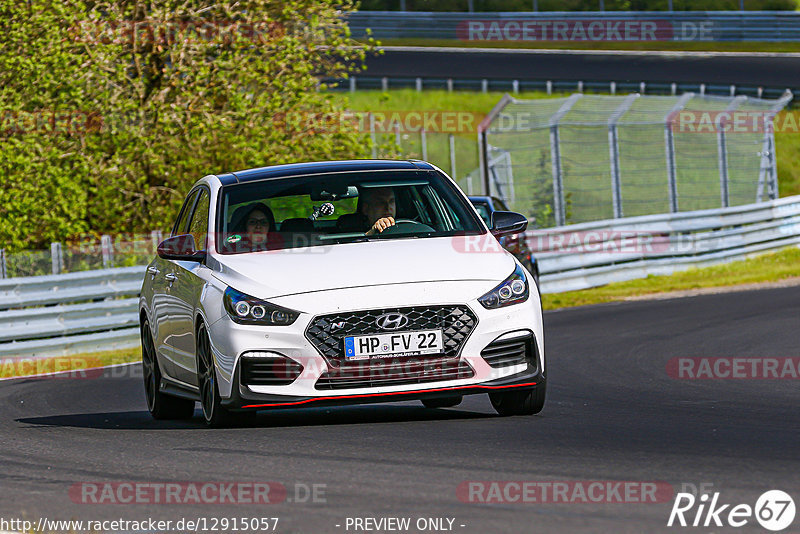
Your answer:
[157,234,206,262]
[491,211,528,237]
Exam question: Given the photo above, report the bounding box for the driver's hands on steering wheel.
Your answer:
[366,217,395,235]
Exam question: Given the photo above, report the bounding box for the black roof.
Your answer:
[218,160,436,185]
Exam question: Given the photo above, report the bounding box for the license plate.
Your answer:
[344,330,443,360]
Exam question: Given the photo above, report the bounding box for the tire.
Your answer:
[421,396,463,409]
[141,319,195,420]
[197,323,255,428]
[489,382,546,416]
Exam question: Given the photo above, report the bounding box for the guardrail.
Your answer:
[535,195,800,293]
[0,266,144,360]
[347,11,800,42]
[327,76,798,102]
[2,196,799,360]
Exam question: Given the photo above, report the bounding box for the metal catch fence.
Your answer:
[478,91,792,227]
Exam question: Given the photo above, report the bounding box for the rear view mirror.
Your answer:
[491,211,528,237]
[157,234,206,262]
[310,185,358,201]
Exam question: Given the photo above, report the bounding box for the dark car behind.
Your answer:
[469,196,539,287]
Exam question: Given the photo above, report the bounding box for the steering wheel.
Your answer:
[378,219,435,235]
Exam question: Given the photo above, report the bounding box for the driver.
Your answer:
[362,187,396,235]
[336,187,397,235]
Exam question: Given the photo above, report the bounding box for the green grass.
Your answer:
[541,246,800,310]
[373,38,800,53]
[0,347,141,379]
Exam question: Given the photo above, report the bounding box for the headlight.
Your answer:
[478,264,529,309]
[223,287,300,325]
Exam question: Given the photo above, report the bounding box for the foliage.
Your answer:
[0,0,374,251]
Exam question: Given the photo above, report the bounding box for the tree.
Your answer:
[0,0,374,250]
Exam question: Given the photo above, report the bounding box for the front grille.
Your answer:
[315,359,474,390]
[481,333,535,369]
[240,356,303,386]
[305,305,478,369]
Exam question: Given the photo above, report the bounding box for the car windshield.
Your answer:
[216,169,484,254]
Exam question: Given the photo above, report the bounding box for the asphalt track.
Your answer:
[2,286,799,533]
[364,47,800,88]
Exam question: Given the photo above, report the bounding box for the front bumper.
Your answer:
[207,285,545,408]
[222,350,544,410]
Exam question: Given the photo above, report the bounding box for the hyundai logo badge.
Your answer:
[375,313,409,331]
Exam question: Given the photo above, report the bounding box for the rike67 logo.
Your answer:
[668,489,795,531]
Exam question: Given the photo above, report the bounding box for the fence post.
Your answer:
[479,94,514,196]
[415,77,422,92]
[394,121,401,148]
[717,96,745,208]
[449,134,457,179]
[349,76,356,93]
[481,79,488,93]
[608,94,639,219]
[512,80,519,94]
[421,128,428,161]
[550,125,564,226]
[381,77,388,92]
[768,131,779,199]
[546,80,552,96]
[51,242,63,275]
[665,126,679,212]
[757,130,771,202]
[664,93,692,213]
[447,78,453,92]
[610,81,616,95]
[765,91,793,199]
[478,130,487,195]
[717,129,730,208]
[548,94,583,226]
[0,248,6,279]
[369,112,377,158]
[101,234,113,268]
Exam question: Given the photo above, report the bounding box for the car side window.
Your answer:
[173,190,199,237]
[187,189,210,250]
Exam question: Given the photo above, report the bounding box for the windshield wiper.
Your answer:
[321,235,370,245]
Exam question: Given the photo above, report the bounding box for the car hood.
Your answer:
[210,235,515,300]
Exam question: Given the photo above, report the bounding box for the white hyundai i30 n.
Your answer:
[139,160,545,426]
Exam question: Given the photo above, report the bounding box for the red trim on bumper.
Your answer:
[241,381,538,408]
